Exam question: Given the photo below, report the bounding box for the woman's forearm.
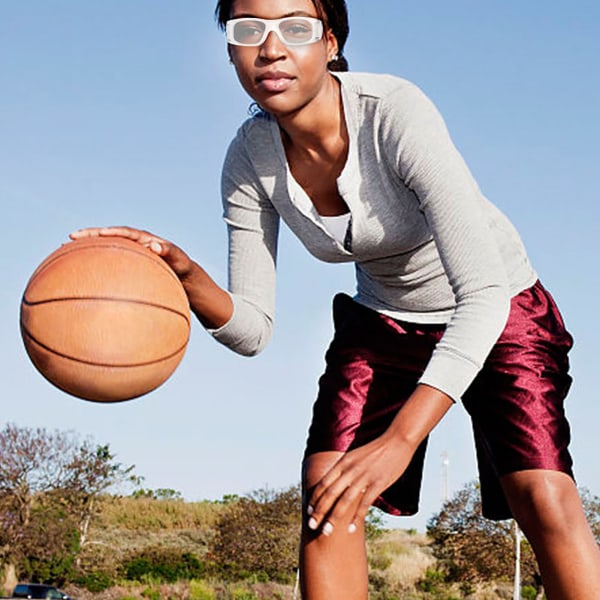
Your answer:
[180,261,233,329]
[383,383,454,450]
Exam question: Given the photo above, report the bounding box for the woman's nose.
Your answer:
[258,31,287,60]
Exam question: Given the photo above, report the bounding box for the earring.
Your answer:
[329,54,339,62]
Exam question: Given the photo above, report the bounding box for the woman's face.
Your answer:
[227,0,338,118]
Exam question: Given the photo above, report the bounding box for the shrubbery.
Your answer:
[208,486,301,584]
[74,571,114,592]
[17,504,80,585]
[123,547,205,583]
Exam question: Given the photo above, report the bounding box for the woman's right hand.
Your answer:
[70,226,233,329]
[70,226,194,280]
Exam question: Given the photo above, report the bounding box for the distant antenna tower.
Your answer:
[441,451,450,503]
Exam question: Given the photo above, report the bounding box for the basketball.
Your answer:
[20,236,191,402]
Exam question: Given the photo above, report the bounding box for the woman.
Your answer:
[73,0,600,597]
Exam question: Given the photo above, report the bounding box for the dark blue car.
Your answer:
[11,584,71,600]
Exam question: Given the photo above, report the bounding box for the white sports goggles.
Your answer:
[226,17,324,47]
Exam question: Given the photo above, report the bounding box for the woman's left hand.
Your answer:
[306,384,454,536]
[306,432,414,536]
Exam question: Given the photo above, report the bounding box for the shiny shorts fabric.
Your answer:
[304,280,574,520]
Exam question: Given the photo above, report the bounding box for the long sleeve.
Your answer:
[208,124,280,356]
[379,83,511,400]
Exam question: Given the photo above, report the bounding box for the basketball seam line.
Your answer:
[21,296,191,323]
[20,324,189,368]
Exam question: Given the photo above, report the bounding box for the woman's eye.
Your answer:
[281,23,311,40]
[234,22,264,42]
[241,26,261,37]
[286,25,309,34]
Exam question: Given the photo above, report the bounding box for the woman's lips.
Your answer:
[257,72,295,93]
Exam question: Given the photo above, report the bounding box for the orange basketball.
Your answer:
[20,236,191,402]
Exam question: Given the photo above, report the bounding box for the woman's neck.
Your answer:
[278,74,350,217]
[278,73,344,158]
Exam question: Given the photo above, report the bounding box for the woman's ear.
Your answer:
[325,29,339,63]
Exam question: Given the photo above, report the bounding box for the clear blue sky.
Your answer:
[1,1,599,531]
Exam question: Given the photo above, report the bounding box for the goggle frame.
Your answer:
[226,16,324,47]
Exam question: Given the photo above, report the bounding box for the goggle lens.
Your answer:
[226,17,324,47]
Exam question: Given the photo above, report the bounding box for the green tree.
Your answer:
[209,485,302,583]
[0,424,135,589]
[131,486,183,501]
[61,441,135,555]
[19,504,80,584]
[426,481,539,590]
[426,480,600,597]
[0,424,79,588]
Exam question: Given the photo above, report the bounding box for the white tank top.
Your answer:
[320,212,351,244]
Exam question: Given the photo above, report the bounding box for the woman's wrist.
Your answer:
[384,384,454,449]
[180,262,233,329]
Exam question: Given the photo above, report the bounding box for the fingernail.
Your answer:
[322,522,334,536]
[348,523,357,534]
[307,505,314,516]
[308,517,318,530]
[149,241,162,254]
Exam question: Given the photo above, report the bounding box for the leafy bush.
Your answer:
[364,507,386,540]
[368,551,392,571]
[18,505,80,584]
[416,568,445,593]
[427,481,515,584]
[76,570,114,592]
[230,589,259,600]
[124,547,205,583]
[209,486,301,583]
[189,579,217,600]
[522,585,540,600]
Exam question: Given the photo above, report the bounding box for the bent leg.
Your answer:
[301,451,369,600]
[502,469,600,600]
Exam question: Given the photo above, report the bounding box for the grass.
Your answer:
[368,529,436,594]
[97,496,226,531]
[70,497,519,599]
[68,579,292,600]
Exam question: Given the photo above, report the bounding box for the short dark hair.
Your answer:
[214,0,349,71]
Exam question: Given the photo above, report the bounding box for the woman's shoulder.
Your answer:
[335,71,426,102]
[231,110,276,146]
[224,110,278,166]
[337,71,442,133]
[222,111,284,189]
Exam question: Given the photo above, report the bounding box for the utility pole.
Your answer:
[513,521,522,600]
[441,451,449,503]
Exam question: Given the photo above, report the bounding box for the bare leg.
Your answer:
[502,469,600,600]
[300,451,369,600]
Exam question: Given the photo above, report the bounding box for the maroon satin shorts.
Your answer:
[304,280,574,520]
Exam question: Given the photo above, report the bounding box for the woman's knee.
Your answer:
[501,470,582,536]
[302,451,344,491]
[301,451,367,539]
